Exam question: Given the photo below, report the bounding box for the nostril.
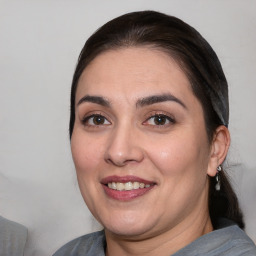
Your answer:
[105,157,127,167]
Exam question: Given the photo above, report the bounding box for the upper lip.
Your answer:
[101,175,155,185]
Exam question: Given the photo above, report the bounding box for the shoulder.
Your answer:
[212,219,256,255]
[0,216,27,236]
[0,216,28,255]
[53,230,106,256]
[222,225,256,256]
[173,219,256,256]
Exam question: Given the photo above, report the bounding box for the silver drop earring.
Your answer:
[215,165,222,191]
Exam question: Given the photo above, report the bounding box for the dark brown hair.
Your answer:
[69,11,244,229]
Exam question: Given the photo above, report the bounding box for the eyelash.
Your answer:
[143,112,175,127]
[81,112,175,128]
[81,113,111,127]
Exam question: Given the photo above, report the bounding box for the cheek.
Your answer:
[147,132,209,178]
[71,131,104,176]
[70,131,105,215]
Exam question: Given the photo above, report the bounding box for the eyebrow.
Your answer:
[77,95,110,107]
[77,93,186,109]
[136,93,187,109]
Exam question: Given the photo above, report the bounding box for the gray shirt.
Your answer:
[0,216,27,256]
[53,219,256,256]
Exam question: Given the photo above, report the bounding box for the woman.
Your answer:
[53,11,256,256]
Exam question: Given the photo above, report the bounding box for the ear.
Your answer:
[207,125,230,177]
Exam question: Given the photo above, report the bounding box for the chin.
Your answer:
[101,214,156,238]
[105,224,151,238]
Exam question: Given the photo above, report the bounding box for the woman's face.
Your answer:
[71,47,213,238]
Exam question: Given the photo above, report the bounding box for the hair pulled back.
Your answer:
[69,11,244,229]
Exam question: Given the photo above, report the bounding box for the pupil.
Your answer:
[93,116,104,125]
[154,115,166,125]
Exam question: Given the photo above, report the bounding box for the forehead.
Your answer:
[76,47,193,104]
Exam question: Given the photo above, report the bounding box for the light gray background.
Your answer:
[0,1,255,255]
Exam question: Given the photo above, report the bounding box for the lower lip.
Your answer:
[102,185,154,201]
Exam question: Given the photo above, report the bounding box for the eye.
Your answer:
[145,114,175,126]
[82,114,111,126]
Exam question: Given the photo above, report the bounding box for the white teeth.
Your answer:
[107,181,152,191]
[133,182,140,189]
[111,182,117,190]
[116,183,125,191]
[124,182,133,190]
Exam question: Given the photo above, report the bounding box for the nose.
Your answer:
[104,125,144,167]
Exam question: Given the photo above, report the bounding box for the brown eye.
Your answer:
[82,114,111,126]
[154,115,168,125]
[93,115,105,125]
[144,114,175,126]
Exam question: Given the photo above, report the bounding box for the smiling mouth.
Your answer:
[107,181,153,191]
[101,176,156,200]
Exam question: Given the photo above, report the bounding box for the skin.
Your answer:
[71,47,230,256]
